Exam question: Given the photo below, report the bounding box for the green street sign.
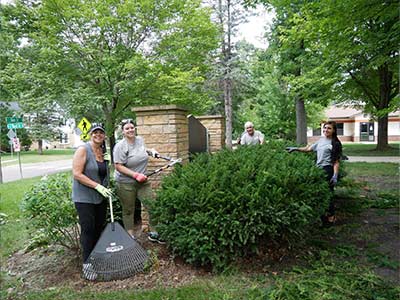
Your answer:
[6,117,23,124]
[7,123,24,129]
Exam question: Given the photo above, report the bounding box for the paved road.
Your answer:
[1,159,72,183]
[347,156,399,163]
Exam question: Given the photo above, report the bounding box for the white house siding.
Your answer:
[307,106,400,143]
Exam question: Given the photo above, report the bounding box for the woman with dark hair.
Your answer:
[286,121,343,223]
[113,119,164,243]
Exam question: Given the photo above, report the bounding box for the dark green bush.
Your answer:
[148,141,331,269]
[21,173,80,252]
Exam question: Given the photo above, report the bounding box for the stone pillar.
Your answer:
[132,105,189,231]
[196,115,225,153]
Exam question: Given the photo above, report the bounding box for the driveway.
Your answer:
[1,159,72,183]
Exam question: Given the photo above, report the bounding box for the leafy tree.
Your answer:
[242,0,331,144]
[252,0,399,149]
[304,0,399,150]
[1,0,219,152]
[236,43,325,141]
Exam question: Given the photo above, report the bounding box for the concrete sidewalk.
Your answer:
[347,156,399,163]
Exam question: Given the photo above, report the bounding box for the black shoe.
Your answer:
[148,232,166,244]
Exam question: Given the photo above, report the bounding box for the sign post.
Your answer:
[12,137,23,179]
[5,117,24,179]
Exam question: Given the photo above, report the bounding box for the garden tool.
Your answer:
[154,154,175,161]
[83,195,148,281]
[146,158,182,177]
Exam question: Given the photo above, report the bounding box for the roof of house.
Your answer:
[0,101,21,111]
[325,105,400,119]
[325,106,361,119]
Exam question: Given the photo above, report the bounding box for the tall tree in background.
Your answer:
[253,0,398,149]
[255,0,333,144]
[305,0,399,150]
[207,0,253,148]
[1,0,219,151]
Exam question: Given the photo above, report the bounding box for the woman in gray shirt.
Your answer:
[287,121,342,224]
[113,119,159,238]
[72,123,112,280]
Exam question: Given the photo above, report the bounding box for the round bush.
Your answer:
[21,173,80,251]
[148,141,331,269]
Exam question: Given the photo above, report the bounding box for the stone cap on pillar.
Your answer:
[195,115,224,120]
[132,105,188,114]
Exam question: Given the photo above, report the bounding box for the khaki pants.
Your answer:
[116,181,152,232]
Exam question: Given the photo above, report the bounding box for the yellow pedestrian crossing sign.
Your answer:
[78,117,91,141]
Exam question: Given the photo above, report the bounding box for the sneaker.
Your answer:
[82,263,97,281]
[148,232,166,244]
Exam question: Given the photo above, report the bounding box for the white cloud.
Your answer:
[237,5,275,49]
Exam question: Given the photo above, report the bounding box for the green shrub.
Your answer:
[21,173,124,253]
[21,173,80,252]
[148,141,331,269]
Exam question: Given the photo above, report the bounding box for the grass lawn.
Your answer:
[345,162,399,177]
[342,143,399,156]
[0,177,41,258]
[1,149,74,166]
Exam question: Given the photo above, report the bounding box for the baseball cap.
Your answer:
[89,123,105,134]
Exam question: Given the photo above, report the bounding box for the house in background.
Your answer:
[308,105,400,143]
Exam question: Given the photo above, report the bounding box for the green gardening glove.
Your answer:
[95,184,113,197]
[103,152,111,161]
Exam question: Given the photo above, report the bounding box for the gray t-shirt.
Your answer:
[113,137,148,183]
[240,130,264,145]
[310,137,332,167]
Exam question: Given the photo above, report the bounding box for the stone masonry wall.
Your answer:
[196,115,225,154]
[132,105,189,231]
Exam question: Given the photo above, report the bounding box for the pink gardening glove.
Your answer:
[133,172,147,183]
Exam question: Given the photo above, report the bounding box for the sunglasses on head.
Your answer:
[121,119,135,127]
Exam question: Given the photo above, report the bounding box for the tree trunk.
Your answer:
[224,78,233,148]
[376,115,388,151]
[296,98,307,145]
[376,63,391,150]
[221,0,233,149]
[38,139,43,155]
[109,134,116,162]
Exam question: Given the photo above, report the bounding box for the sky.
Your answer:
[237,5,275,49]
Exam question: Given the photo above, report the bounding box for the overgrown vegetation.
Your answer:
[149,141,332,269]
[21,173,80,252]
[267,253,399,300]
[19,172,123,253]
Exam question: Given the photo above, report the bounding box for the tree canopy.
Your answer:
[1,0,219,149]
